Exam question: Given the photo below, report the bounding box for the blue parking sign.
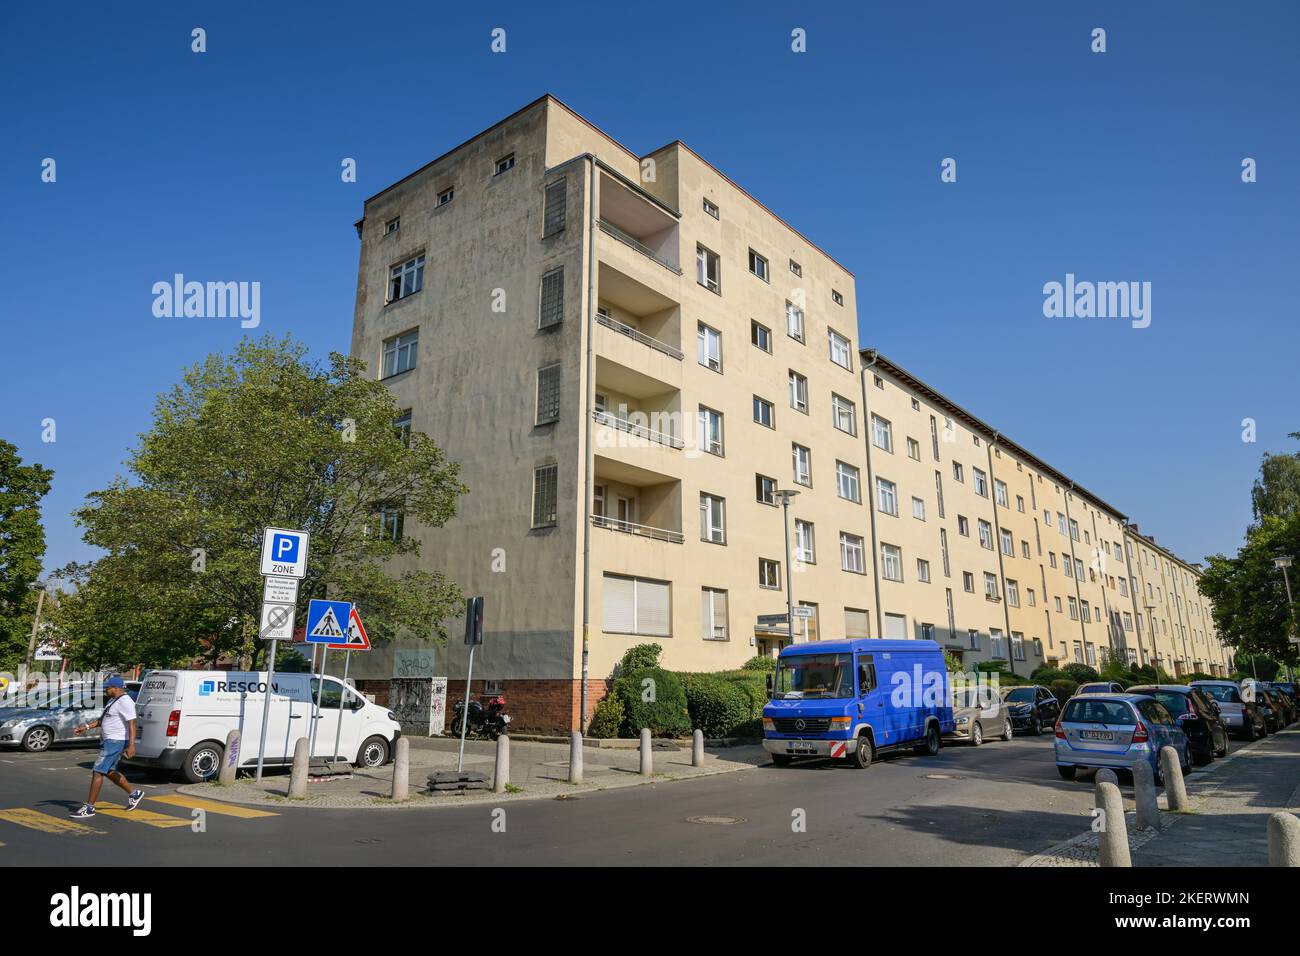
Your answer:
[260,527,309,579]
[272,533,300,564]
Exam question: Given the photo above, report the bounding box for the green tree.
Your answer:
[1251,433,1300,524]
[1199,513,1300,667]
[57,335,467,669]
[0,440,53,669]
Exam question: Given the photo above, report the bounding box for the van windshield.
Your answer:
[775,654,854,700]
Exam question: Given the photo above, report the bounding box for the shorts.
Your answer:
[93,739,128,774]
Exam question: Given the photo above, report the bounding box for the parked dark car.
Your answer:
[1249,685,1283,733]
[1076,681,1126,694]
[1263,682,1298,724]
[1001,684,1061,736]
[1127,685,1229,764]
[1192,680,1266,740]
[1261,686,1295,727]
[1270,681,1298,706]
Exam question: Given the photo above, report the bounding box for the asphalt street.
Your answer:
[0,731,1127,866]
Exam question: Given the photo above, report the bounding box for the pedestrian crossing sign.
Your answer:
[305,599,352,644]
[328,606,372,651]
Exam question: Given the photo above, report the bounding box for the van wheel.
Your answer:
[1057,765,1076,781]
[851,734,873,769]
[1001,719,1014,742]
[770,753,792,767]
[914,724,941,756]
[970,723,983,747]
[21,726,54,753]
[183,741,223,783]
[357,736,390,769]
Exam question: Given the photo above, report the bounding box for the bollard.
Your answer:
[218,728,241,786]
[1267,812,1300,866]
[493,734,510,794]
[1096,768,1119,787]
[288,736,310,799]
[692,729,704,768]
[568,731,583,784]
[1159,746,1190,811]
[1133,760,1160,831]
[1095,779,1132,867]
[639,728,652,775]
[391,737,409,801]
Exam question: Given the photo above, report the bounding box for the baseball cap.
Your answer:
[104,676,126,689]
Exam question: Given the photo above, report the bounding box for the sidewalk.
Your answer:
[178,735,768,810]
[1022,726,1300,867]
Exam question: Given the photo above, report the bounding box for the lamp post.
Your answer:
[774,489,801,648]
[1274,556,1296,681]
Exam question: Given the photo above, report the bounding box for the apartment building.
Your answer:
[1123,529,1223,677]
[346,95,868,729]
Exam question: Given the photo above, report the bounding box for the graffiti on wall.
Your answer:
[390,676,448,736]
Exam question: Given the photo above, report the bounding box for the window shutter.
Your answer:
[637,579,671,636]
[845,609,870,639]
[602,575,636,634]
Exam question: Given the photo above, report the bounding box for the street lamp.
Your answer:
[774,488,801,649]
[1274,556,1296,681]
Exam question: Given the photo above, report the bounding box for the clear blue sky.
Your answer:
[2,1,1296,574]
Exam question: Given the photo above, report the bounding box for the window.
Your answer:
[381,330,418,378]
[952,462,964,482]
[603,573,670,637]
[703,198,719,219]
[871,414,893,452]
[753,396,775,428]
[873,374,884,389]
[940,528,951,576]
[1021,540,1031,559]
[1012,632,1026,661]
[1000,528,1014,556]
[785,301,805,342]
[911,398,920,411]
[907,437,921,461]
[957,515,969,536]
[1069,518,1080,541]
[759,558,781,589]
[438,187,455,207]
[748,249,769,281]
[795,520,816,563]
[831,393,856,434]
[1016,495,1025,513]
[935,471,946,517]
[841,533,866,573]
[836,461,861,502]
[535,364,561,424]
[968,629,981,650]
[978,519,993,550]
[831,289,844,306]
[1081,600,1091,621]
[384,216,400,235]
[880,544,903,582]
[394,409,412,446]
[984,572,999,600]
[994,480,1008,507]
[828,330,852,370]
[495,153,515,175]
[963,572,975,593]
[845,608,871,638]
[388,254,425,302]
[702,588,729,640]
[912,496,926,520]
[1027,587,1036,606]
[876,477,898,516]
[700,493,726,543]
[792,444,812,486]
[698,406,724,456]
[1034,638,1044,657]
[789,371,809,413]
[756,474,777,506]
[917,559,931,583]
[1055,596,1063,613]
[539,267,565,328]
[697,323,722,372]
[1049,552,1057,568]
[973,468,988,497]
[789,259,802,277]
[377,500,404,541]
[1068,597,1079,620]
[1075,558,1084,580]
[532,464,558,528]
[751,320,772,352]
[1006,580,1020,606]
[696,245,720,293]
[542,179,566,235]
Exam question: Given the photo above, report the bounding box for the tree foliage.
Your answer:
[0,440,53,669]
[55,336,466,669]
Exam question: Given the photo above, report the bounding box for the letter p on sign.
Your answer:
[274,534,299,563]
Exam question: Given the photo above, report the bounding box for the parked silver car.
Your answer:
[0,681,136,753]
[945,687,1013,746]
[1190,680,1265,740]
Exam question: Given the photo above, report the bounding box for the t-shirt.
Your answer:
[100,693,137,741]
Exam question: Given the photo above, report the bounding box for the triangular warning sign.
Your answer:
[309,606,344,639]
[329,607,371,651]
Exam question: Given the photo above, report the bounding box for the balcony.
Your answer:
[591,514,684,544]
[592,456,683,553]
[596,312,682,361]
[593,409,684,450]
[597,171,680,274]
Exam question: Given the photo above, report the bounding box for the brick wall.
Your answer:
[353,678,611,733]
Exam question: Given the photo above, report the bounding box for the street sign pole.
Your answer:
[256,638,277,782]
[331,649,352,765]
[310,646,327,759]
[457,596,484,773]
[457,643,475,773]
[254,527,309,782]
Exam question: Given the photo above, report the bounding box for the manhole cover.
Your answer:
[685,815,746,825]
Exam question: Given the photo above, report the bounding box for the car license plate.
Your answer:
[788,740,810,752]
[1081,730,1113,741]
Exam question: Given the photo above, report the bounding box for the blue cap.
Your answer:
[104,676,125,689]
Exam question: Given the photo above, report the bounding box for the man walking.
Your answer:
[70,675,143,818]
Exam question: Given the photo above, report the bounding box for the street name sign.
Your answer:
[791,606,815,619]
[260,527,310,579]
[757,613,789,627]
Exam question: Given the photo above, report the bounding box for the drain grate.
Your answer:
[685,815,746,825]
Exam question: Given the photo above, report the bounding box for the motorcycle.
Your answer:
[450,694,511,739]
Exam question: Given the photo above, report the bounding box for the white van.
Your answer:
[126,670,401,783]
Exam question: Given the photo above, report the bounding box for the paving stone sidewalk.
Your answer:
[1021,726,1300,867]
[178,736,768,810]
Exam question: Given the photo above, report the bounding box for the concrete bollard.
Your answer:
[1133,760,1160,831]
[1159,746,1190,811]
[1096,768,1119,787]
[493,734,510,794]
[568,731,583,784]
[288,736,310,799]
[692,729,704,768]
[1267,812,1300,866]
[1095,779,1132,867]
[218,728,241,786]
[639,728,652,775]
[391,736,409,801]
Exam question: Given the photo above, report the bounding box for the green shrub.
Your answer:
[617,643,663,675]
[740,655,776,673]
[679,673,753,738]
[1049,678,1079,703]
[731,718,763,741]
[587,692,625,738]
[1062,663,1099,684]
[718,670,770,712]
[613,666,691,738]
[1030,667,1069,685]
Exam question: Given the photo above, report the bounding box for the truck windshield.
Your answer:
[775,654,854,699]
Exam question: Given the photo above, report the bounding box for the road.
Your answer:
[0,731,1119,866]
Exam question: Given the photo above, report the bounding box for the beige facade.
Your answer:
[347,95,1229,731]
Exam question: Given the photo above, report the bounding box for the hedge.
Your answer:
[1049,678,1079,703]
[612,666,692,738]
[678,673,753,739]
[587,692,625,738]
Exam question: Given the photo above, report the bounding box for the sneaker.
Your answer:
[69,804,96,819]
[126,789,144,810]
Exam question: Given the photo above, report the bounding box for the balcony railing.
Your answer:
[592,410,684,450]
[595,312,684,361]
[598,219,682,275]
[591,514,684,544]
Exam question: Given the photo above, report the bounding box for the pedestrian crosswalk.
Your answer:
[0,794,277,843]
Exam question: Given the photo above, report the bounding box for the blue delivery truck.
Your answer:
[762,639,954,768]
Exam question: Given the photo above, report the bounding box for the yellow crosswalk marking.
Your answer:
[0,807,105,835]
[92,803,190,828]
[146,794,277,819]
